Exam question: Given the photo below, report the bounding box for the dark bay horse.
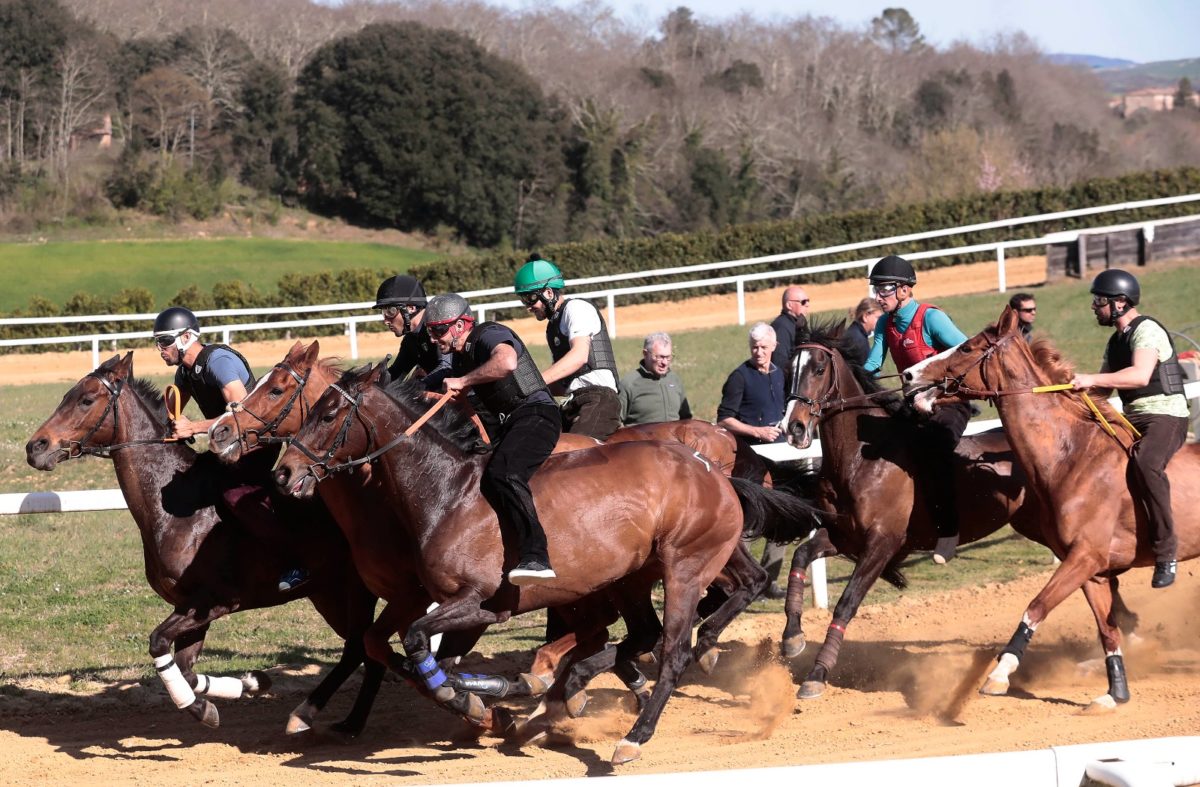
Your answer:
[779,321,1064,699]
[271,362,821,765]
[903,305,1200,710]
[25,353,384,736]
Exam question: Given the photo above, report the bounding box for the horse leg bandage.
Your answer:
[195,674,245,700]
[1000,620,1035,660]
[416,653,447,691]
[154,654,196,709]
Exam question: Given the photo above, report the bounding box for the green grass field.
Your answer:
[1,261,1197,684]
[0,238,438,313]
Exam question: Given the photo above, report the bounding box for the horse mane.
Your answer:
[802,318,912,418]
[127,377,169,422]
[1025,333,1126,428]
[337,366,489,455]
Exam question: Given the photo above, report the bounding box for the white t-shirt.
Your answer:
[554,299,617,393]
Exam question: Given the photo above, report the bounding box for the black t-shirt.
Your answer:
[388,330,451,390]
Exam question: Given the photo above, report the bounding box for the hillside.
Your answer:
[1095,57,1200,93]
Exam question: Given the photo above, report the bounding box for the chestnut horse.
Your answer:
[271,362,821,764]
[24,353,383,736]
[903,305,1200,710]
[779,321,1106,700]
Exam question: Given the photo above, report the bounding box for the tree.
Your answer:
[130,66,207,159]
[1175,77,1195,110]
[232,58,294,195]
[294,22,566,246]
[0,0,75,162]
[870,8,928,55]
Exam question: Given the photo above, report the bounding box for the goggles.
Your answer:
[873,283,899,298]
[518,292,541,307]
[153,331,185,348]
[426,320,458,338]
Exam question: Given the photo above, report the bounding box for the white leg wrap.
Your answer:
[154,654,196,709]
[987,652,1019,684]
[196,674,245,700]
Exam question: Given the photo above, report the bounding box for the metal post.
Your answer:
[997,245,1007,293]
[607,294,616,338]
[736,279,746,326]
[348,320,358,360]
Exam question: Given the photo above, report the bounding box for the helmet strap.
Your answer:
[176,331,198,354]
[401,307,415,335]
[540,288,560,312]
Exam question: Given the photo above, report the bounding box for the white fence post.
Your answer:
[811,557,828,609]
[91,338,100,370]
[607,294,616,338]
[737,279,746,325]
[222,328,231,344]
[997,245,1007,294]
[348,320,358,360]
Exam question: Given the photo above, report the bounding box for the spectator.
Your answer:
[846,298,883,363]
[718,322,788,599]
[1009,292,1037,343]
[770,285,810,374]
[619,332,693,425]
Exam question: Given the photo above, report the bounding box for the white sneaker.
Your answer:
[509,559,556,586]
[933,536,958,564]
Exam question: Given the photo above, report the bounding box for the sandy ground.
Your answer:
[0,256,1048,386]
[1,566,1198,785]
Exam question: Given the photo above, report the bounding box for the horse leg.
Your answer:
[980,548,1104,697]
[512,621,613,746]
[149,605,233,729]
[782,528,837,659]
[173,624,272,706]
[694,543,765,674]
[1078,576,1130,712]
[798,537,898,700]
[1110,576,1140,640]
[612,572,703,765]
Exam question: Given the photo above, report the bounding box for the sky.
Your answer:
[487,0,1200,63]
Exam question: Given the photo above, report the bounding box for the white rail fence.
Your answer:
[3,193,1199,372]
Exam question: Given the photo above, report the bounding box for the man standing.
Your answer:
[425,293,561,584]
[770,285,811,373]
[864,255,969,564]
[618,332,692,425]
[1009,293,1037,343]
[514,255,622,440]
[1071,270,1189,588]
[718,322,788,599]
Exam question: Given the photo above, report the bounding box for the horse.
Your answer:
[777,320,1118,700]
[24,353,385,736]
[902,305,1200,710]
[270,361,822,765]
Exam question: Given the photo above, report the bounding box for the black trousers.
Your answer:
[916,401,972,538]
[562,385,622,441]
[1126,412,1189,561]
[480,402,562,563]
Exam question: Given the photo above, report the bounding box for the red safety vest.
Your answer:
[883,303,939,372]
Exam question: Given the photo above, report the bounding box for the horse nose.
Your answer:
[26,437,47,458]
[273,466,291,491]
[901,369,915,384]
[210,422,230,446]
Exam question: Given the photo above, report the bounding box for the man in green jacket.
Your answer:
[618,332,692,425]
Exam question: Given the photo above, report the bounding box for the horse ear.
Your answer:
[301,340,320,367]
[997,304,1020,335]
[365,360,387,387]
[114,351,134,379]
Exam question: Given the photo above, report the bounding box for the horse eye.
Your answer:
[269,387,283,397]
[80,397,94,407]
[958,345,972,353]
[320,412,336,423]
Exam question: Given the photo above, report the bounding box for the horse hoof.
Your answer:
[611,738,641,765]
[1082,694,1118,715]
[979,679,1010,697]
[519,672,552,697]
[329,719,364,739]
[243,670,271,695]
[490,706,519,738]
[566,690,589,718]
[697,648,719,675]
[797,680,825,700]
[285,700,318,735]
[781,636,806,660]
[188,698,220,728]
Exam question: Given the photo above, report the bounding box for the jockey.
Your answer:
[374,274,451,390]
[863,255,970,565]
[515,255,622,441]
[425,293,562,585]
[1071,269,1189,588]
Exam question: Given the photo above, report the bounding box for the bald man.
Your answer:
[770,285,810,374]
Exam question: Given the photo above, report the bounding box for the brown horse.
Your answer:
[24,353,384,736]
[779,321,1085,699]
[271,361,820,764]
[903,305,1200,710]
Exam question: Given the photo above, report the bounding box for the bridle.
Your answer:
[788,343,902,419]
[225,362,311,450]
[55,372,186,460]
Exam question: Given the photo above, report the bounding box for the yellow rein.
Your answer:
[1030,383,1142,439]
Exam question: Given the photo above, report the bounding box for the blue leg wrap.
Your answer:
[416,653,447,691]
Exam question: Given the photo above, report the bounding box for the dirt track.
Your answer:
[2,567,1198,785]
[0,256,1048,386]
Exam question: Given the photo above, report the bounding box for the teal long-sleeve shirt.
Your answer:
[864,299,968,373]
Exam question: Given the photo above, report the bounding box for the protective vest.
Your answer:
[731,362,786,431]
[546,300,618,384]
[1105,315,1186,406]
[176,344,255,419]
[463,322,550,417]
[883,303,940,373]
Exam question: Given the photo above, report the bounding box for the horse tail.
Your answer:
[730,477,827,542]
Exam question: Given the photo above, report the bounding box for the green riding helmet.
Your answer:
[514,258,564,293]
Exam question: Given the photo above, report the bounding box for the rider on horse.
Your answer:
[863,255,970,564]
[425,293,562,585]
[153,306,307,592]
[1070,269,1190,588]
[515,255,623,441]
[375,274,451,389]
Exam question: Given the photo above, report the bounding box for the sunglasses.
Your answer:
[518,292,541,307]
[426,321,454,338]
[788,298,810,306]
[1018,307,1036,313]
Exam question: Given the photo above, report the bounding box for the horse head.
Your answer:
[273,359,390,500]
[210,340,326,463]
[27,352,135,470]
[903,305,1024,414]
[785,343,841,449]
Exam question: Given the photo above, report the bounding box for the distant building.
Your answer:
[1111,87,1198,116]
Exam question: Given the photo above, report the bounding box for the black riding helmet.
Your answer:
[869,255,917,286]
[374,275,428,309]
[154,306,200,335]
[1090,269,1140,306]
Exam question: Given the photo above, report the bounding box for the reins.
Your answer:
[59,373,193,460]
[225,362,312,449]
[788,343,905,417]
